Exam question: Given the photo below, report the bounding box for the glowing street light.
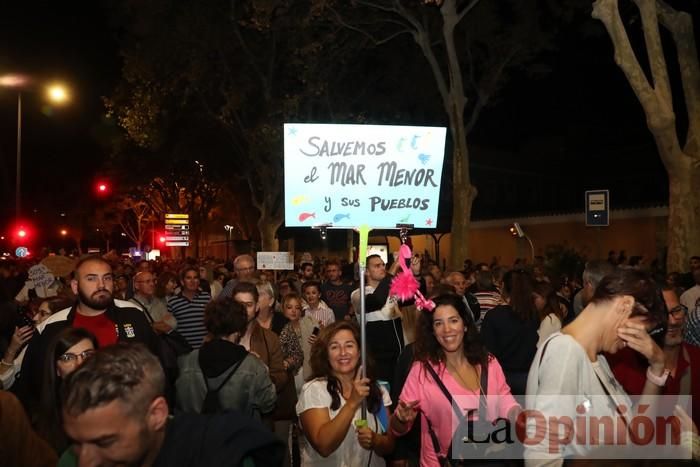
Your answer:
[46,83,70,104]
[60,229,68,236]
[0,74,72,219]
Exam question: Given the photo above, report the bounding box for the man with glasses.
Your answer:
[220,254,257,299]
[610,285,700,427]
[131,271,177,335]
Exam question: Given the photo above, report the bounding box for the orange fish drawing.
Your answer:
[298,212,316,222]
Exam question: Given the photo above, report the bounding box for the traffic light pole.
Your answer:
[15,92,22,219]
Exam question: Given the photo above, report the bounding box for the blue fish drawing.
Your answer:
[411,135,420,150]
[418,153,431,165]
[396,137,406,152]
[333,213,351,223]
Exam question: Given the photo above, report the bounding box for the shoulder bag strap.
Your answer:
[131,297,155,323]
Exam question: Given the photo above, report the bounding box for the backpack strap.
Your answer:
[201,356,246,410]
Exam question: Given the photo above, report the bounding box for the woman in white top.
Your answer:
[526,269,668,465]
[533,280,567,347]
[296,321,394,466]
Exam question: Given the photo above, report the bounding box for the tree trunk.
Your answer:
[448,125,478,272]
[666,154,700,271]
[258,214,282,252]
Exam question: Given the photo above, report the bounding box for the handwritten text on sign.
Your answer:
[284,124,446,228]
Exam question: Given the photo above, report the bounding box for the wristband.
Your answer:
[646,366,670,386]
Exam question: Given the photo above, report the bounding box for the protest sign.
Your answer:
[284,123,446,229]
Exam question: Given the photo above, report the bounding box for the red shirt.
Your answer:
[608,342,700,427]
[72,312,119,348]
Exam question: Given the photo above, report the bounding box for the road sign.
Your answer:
[164,219,189,225]
[585,190,610,226]
[15,247,28,258]
[165,236,189,241]
[165,224,189,231]
[165,213,189,219]
[166,241,190,247]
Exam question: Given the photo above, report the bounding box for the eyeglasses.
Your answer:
[58,349,95,363]
[236,266,255,272]
[668,304,688,319]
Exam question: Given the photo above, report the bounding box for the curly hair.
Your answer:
[414,293,489,370]
[204,297,248,338]
[308,321,382,413]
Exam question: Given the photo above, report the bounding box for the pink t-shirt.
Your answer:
[399,357,519,467]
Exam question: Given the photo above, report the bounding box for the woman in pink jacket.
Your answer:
[390,293,520,466]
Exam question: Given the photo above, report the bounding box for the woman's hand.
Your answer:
[348,367,370,409]
[307,333,318,345]
[394,399,419,426]
[410,255,422,276]
[356,426,376,451]
[5,326,33,359]
[617,321,665,373]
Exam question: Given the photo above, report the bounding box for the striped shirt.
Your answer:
[473,290,503,322]
[167,290,211,349]
[302,300,335,327]
[685,296,700,346]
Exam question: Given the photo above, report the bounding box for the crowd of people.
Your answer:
[0,249,698,466]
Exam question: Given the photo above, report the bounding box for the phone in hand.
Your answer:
[16,306,35,330]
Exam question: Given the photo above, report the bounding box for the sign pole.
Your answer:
[357,225,370,420]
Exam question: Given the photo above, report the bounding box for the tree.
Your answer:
[114,195,158,252]
[592,0,700,271]
[321,0,565,269]
[104,0,361,251]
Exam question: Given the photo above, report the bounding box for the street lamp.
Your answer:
[509,222,535,261]
[224,225,235,261]
[0,74,71,219]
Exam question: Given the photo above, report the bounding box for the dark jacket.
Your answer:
[15,302,161,409]
[59,411,285,467]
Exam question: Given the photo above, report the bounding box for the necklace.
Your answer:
[447,361,480,392]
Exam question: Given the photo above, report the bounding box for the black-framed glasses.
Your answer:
[668,304,688,319]
[58,349,95,363]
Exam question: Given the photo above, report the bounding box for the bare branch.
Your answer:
[657,0,700,157]
[456,0,481,23]
[632,0,673,107]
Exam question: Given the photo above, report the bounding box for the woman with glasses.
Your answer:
[525,269,668,465]
[35,327,98,454]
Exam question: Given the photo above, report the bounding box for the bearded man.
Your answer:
[16,256,160,410]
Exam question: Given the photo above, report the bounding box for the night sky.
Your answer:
[0,2,690,240]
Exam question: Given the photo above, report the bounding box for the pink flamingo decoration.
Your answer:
[389,244,435,311]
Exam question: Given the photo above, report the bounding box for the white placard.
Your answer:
[257,252,294,270]
[284,123,446,229]
[28,264,54,289]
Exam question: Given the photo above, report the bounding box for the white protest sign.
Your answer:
[28,264,55,289]
[257,252,294,270]
[284,123,446,228]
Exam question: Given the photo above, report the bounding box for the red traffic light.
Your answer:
[10,222,33,245]
[158,236,166,244]
[95,181,110,195]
